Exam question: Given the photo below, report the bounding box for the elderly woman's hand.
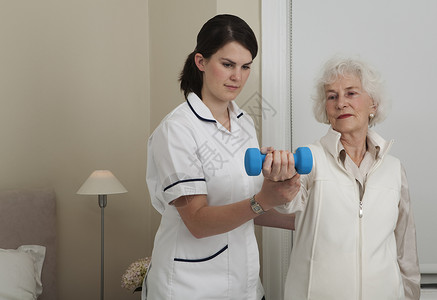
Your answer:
[256,172,301,211]
[261,147,297,182]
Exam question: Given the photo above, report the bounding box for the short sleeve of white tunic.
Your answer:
[146,93,262,214]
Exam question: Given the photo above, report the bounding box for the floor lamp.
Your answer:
[77,170,127,300]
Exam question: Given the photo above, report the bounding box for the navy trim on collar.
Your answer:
[186,93,244,122]
[186,99,216,123]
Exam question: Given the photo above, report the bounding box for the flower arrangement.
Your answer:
[121,257,151,293]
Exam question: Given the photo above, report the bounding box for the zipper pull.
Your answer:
[359,200,363,218]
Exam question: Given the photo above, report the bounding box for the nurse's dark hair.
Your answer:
[179,14,258,99]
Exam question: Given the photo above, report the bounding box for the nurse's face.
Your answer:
[195,41,253,105]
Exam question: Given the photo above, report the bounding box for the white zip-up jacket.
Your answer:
[281,128,420,300]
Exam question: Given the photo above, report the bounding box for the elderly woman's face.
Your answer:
[325,74,376,136]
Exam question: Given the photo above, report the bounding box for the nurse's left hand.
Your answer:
[261,148,296,182]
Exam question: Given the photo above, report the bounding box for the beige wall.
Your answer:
[0,1,150,299]
[0,1,260,299]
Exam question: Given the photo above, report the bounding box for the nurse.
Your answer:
[143,14,300,300]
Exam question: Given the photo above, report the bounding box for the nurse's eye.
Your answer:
[223,63,234,68]
[242,64,251,70]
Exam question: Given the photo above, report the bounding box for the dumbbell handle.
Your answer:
[244,147,313,176]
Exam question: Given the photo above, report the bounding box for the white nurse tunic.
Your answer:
[143,93,264,300]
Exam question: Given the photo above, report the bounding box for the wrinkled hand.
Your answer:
[256,173,301,211]
[261,147,297,182]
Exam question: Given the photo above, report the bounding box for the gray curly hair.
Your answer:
[312,55,390,127]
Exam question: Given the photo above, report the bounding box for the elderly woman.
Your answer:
[280,56,421,299]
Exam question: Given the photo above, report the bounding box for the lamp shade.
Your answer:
[77,170,127,195]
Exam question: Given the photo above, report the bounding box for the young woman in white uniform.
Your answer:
[143,14,301,300]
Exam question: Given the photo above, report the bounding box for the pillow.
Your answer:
[0,245,46,300]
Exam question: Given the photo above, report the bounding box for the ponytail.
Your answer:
[179,51,203,99]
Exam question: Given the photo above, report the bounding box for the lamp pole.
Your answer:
[98,194,107,300]
[77,170,127,300]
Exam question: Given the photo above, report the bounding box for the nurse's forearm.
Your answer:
[176,194,263,239]
[175,176,300,238]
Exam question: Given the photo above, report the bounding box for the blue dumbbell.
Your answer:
[244,147,313,176]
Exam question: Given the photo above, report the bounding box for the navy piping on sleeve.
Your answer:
[186,99,216,123]
[174,245,228,262]
[237,112,243,118]
[163,178,206,192]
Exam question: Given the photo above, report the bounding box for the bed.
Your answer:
[0,187,57,300]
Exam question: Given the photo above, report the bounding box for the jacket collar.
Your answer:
[320,127,393,161]
[186,92,244,124]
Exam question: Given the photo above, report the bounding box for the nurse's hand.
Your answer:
[261,147,296,182]
[256,172,301,211]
